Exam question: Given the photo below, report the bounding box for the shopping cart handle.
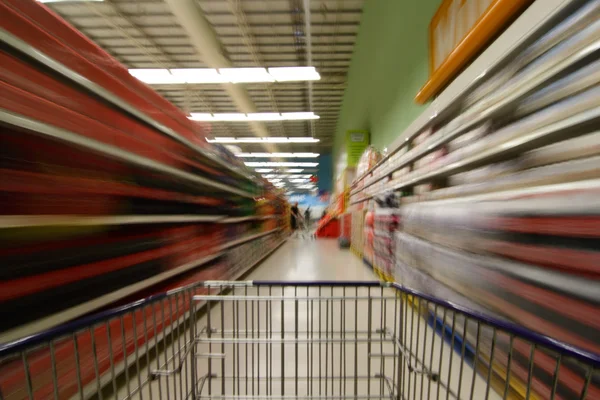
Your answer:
[252,280,391,287]
[202,280,254,287]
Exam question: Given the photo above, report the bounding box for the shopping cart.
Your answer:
[0,281,598,400]
[294,215,314,240]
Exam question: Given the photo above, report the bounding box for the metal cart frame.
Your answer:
[0,281,598,400]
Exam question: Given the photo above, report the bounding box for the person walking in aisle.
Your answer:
[290,202,300,231]
[304,207,311,229]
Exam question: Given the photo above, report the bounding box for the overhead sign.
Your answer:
[415,0,531,104]
[346,130,369,168]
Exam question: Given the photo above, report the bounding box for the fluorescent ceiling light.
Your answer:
[247,113,284,121]
[190,113,319,122]
[129,67,320,85]
[263,174,311,179]
[267,67,320,82]
[289,137,321,143]
[255,169,273,173]
[219,68,274,83]
[211,113,248,121]
[237,153,319,158]
[207,137,319,144]
[128,69,179,84]
[289,179,309,183]
[171,68,227,83]
[284,169,304,173]
[281,112,320,120]
[245,162,318,167]
[268,179,282,183]
[215,137,264,143]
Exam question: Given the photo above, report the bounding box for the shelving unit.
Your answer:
[348,1,600,398]
[218,228,282,251]
[350,0,587,192]
[0,2,289,346]
[0,28,258,184]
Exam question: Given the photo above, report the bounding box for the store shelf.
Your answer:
[352,34,599,196]
[0,28,257,184]
[229,237,288,282]
[350,105,600,204]
[0,110,254,198]
[80,236,288,400]
[350,0,580,190]
[219,215,279,223]
[0,251,224,343]
[219,228,282,251]
[0,214,226,229]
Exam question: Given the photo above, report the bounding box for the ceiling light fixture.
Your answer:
[255,169,273,173]
[207,137,320,144]
[245,162,319,167]
[190,112,319,122]
[237,153,320,158]
[284,169,304,173]
[268,67,320,82]
[219,68,274,83]
[263,174,312,179]
[129,67,320,85]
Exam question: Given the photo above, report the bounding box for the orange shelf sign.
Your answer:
[415,0,532,104]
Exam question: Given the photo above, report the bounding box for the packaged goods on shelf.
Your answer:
[348,2,600,374]
[0,0,288,346]
[520,130,600,168]
[446,123,490,153]
[394,229,599,354]
[413,148,447,173]
[448,160,521,186]
[350,210,366,255]
[363,208,399,277]
[356,146,382,179]
[465,1,600,110]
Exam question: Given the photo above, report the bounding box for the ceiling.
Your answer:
[43,0,365,155]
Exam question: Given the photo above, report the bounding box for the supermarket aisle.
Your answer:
[246,238,376,281]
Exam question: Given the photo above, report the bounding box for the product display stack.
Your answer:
[371,208,400,280]
[350,209,366,257]
[348,1,600,398]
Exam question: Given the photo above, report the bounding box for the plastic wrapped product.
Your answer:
[520,130,600,168]
[515,60,600,118]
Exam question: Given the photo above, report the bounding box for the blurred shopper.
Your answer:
[290,202,300,230]
[304,207,311,227]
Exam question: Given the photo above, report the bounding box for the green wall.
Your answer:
[333,0,441,170]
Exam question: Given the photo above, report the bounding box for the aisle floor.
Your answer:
[244,239,376,282]
[112,238,499,400]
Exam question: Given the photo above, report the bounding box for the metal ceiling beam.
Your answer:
[85,0,247,140]
[225,0,287,139]
[164,0,276,151]
[89,33,357,40]
[59,9,362,18]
